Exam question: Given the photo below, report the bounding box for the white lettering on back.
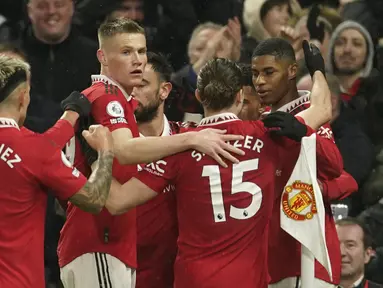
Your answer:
[0,144,22,168]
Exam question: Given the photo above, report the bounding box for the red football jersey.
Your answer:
[135,113,310,288]
[136,119,197,288]
[58,75,140,268]
[0,118,86,288]
[267,91,343,285]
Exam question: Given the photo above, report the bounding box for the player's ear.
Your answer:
[97,49,108,67]
[159,82,172,101]
[195,89,202,104]
[288,62,298,80]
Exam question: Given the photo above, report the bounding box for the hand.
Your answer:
[307,4,325,43]
[191,128,245,168]
[227,17,242,61]
[303,40,325,77]
[262,111,307,142]
[82,125,114,152]
[61,91,91,117]
[280,26,304,61]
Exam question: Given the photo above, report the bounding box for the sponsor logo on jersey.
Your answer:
[282,181,317,221]
[106,101,125,118]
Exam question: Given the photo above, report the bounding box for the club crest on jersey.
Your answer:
[106,101,124,117]
[282,181,317,221]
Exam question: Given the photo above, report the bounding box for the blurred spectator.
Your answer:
[290,4,342,81]
[241,0,301,63]
[21,0,99,133]
[169,21,241,122]
[327,20,383,147]
[336,217,383,288]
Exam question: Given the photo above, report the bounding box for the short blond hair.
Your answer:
[98,17,145,45]
[0,55,30,89]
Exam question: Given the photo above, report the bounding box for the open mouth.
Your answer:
[257,90,269,98]
[131,69,142,75]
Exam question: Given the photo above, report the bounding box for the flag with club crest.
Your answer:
[280,134,332,285]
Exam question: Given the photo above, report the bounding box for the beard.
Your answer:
[134,95,162,124]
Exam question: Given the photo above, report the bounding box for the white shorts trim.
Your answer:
[60,252,136,288]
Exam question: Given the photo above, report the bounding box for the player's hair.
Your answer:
[336,217,374,250]
[0,55,30,103]
[147,52,173,83]
[197,58,242,111]
[252,38,296,62]
[238,63,255,90]
[0,43,27,60]
[98,17,145,44]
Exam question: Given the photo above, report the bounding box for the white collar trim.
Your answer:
[277,90,311,113]
[0,117,19,130]
[199,112,239,126]
[353,275,364,287]
[139,115,172,137]
[91,75,132,101]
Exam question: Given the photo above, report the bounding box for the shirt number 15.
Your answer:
[202,159,263,223]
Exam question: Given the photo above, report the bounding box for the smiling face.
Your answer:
[251,55,292,106]
[337,224,371,280]
[334,28,368,75]
[28,0,74,44]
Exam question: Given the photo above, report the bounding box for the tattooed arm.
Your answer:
[69,150,114,213]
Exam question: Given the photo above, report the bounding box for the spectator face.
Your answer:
[251,55,291,105]
[262,3,290,37]
[188,28,234,65]
[99,33,147,90]
[333,28,368,75]
[109,0,144,22]
[131,64,169,123]
[27,0,74,44]
[337,224,371,279]
[238,86,262,120]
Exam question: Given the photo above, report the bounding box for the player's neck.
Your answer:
[270,88,300,112]
[203,106,238,118]
[0,108,20,126]
[340,272,364,288]
[138,110,165,137]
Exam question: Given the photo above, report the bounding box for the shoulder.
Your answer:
[82,81,120,103]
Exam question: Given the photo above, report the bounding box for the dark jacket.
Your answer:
[20,27,99,132]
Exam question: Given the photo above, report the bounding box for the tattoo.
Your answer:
[69,150,114,213]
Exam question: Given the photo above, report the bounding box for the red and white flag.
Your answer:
[280,134,332,286]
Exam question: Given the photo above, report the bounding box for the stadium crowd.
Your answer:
[1,0,383,287]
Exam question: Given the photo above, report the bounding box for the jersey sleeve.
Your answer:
[134,156,178,194]
[320,170,358,202]
[91,94,131,132]
[36,147,87,200]
[43,119,74,148]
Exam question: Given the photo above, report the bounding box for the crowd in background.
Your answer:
[1,0,383,287]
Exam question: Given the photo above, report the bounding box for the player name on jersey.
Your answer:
[191,136,264,161]
[0,144,21,168]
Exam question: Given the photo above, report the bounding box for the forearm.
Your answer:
[43,111,79,148]
[116,132,194,165]
[69,150,114,213]
[298,71,332,130]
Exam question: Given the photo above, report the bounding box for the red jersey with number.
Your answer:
[0,118,87,288]
[136,119,182,288]
[135,113,315,288]
[267,91,343,284]
[58,75,140,268]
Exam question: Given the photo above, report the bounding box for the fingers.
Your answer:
[211,153,227,168]
[82,130,90,138]
[220,134,244,142]
[302,39,310,54]
[205,128,227,135]
[220,141,245,156]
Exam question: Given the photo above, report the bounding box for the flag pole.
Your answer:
[301,245,315,287]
